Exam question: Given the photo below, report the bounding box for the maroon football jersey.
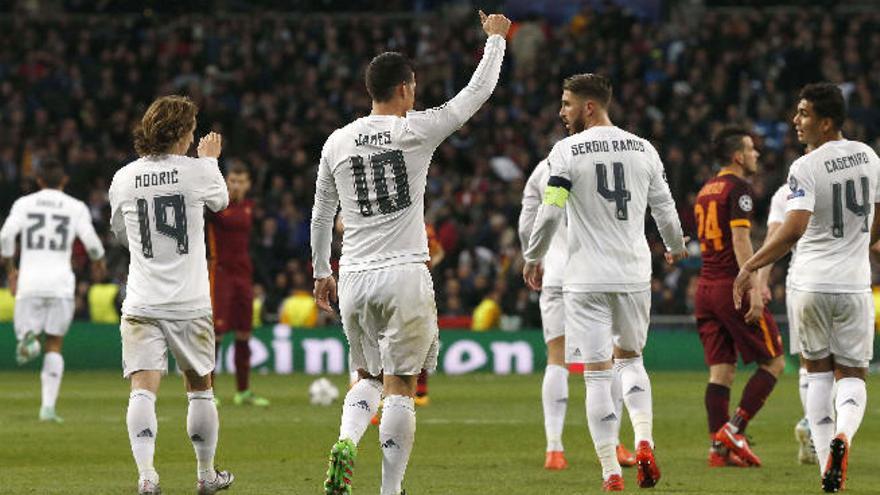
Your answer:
[695,171,754,281]
[208,198,253,271]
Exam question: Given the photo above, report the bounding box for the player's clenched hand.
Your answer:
[732,266,753,311]
[664,236,690,264]
[523,260,543,291]
[479,10,511,38]
[744,287,764,325]
[198,132,223,158]
[314,276,338,315]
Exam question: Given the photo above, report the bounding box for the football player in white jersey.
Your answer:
[734,83,880,492]
[0,159,105,422]
[520,163,637,470]
[763,144,819,466]
[523,74,687,492]
[109,95,233,495]
[311,11,510,495]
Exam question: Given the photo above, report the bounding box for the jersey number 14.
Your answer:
[831,176,870,238]
[351,150,412,217]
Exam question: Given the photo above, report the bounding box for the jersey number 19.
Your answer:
[136,194,189,258]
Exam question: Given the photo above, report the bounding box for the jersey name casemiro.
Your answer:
[786,139,880,293]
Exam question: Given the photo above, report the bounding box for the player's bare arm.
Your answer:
[733,210,810,309]
[730,226,764,324]
[3,258,16,296]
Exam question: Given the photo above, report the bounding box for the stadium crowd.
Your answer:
[2,4,880,328]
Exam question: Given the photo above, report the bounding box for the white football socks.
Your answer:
[835,377,866,443]
[380,395,415,495]
[616,356,653,447]
[40,352,64,410]
[798,367,809,416]
[339,378,382,444]
[187,389,219,481]
[806,371,835,474]
[584,370,621,479]
[542,364,569,452]
[611,362,624,445]
[127,389,159,483]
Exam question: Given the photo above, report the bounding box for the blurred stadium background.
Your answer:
[3,0,880,373]
[3,1,880,494]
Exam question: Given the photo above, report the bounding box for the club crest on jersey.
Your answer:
[738,194,753,212]
[788,176,805,199]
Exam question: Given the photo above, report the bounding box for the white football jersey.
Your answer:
[109,155,228,319]
[767,182,796,287]
[767,183,789,226]
[0,189,104,298]
[543,125,684,292]
[520,160,567,288]
[311,35,506,278]
[786,139,880,293]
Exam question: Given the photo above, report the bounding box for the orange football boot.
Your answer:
[714,424,761,467]
[708,448,749,467]
[635,440,661,488]
[822,434,849,493]
[617,444,637,467]
[544,451,568,470]
[603,474,624,492]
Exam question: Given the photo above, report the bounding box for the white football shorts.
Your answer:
[120,315,215,378]
[785,288,801,355]
[787,289,874,368]
[14,297,74,340]
[540,286,565,343]
[339,262,439,376]
[564,290,651,364]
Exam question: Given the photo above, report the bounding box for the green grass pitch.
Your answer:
[0,370,877,494]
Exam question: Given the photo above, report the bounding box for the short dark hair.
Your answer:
[563,74,613,107]
[712,126,752,165]
[228,162,250,177]
[37,159,66,188]
[800,83,846,130]
[365,52,414,103]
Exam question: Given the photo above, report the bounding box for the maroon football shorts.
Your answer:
[695,279,783,366]
[210,265,254,335]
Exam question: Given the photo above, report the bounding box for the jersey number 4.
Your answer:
[25,213,70,251]
[831,176,870,238]
[136,194,189,258]
[351,150,412,217]
[596,162,631,220]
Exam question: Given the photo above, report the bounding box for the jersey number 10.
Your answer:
[831,176,870,238]
[136,194,189,258]
[351,150,412,217]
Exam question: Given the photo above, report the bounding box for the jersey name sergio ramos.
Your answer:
[543,126,684,292]
[110,155,228,319]
[0,189,105,298]
[521,160,567,288]
[786,139,880,293]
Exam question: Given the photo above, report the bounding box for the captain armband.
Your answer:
[543,176,572,208]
